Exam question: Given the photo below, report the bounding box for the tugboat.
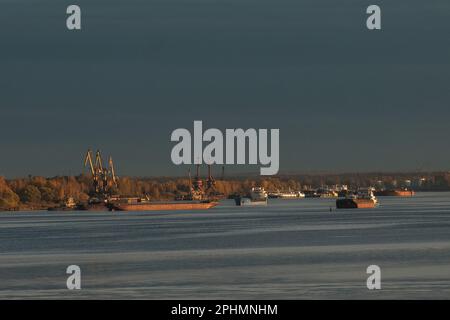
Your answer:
[235,187,268,206]
[336,188,378,209]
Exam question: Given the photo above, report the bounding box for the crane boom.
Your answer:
[95,150,104,172]
[84,149,95,176]
[109,156,118,187]
[84,148,120,196]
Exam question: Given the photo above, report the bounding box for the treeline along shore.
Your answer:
[1,171,450,211]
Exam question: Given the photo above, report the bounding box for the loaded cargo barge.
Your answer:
[109,200,218,211]
[336,198,376,209]
[336,188,378,209]
[374,189,414,197]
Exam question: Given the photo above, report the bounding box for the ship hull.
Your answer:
[48,206,77,211]
[77,203,110,211]
[109,201,218,211]
[336,198,376,209]
[374,190,414,197]
[235,197,267,206]
[268,194,302,199]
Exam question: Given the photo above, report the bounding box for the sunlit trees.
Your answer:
[0,177,20,210]
[1,171,448,211]
[19,185,42,203]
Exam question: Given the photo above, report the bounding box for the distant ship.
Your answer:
[108,199,218,211]
[336,188,378,209]
[268,189,305,199]
[48,197,80,211]
[319,190,339,198]
[235,187,268,206]
[77,198,110,211]
[374,188,414,197]
[303,190,321,198]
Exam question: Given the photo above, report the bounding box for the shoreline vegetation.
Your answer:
[1,172,450,211]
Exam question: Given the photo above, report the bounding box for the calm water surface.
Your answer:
[1,192,450,299]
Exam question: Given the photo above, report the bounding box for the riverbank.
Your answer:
[2,172,450,212]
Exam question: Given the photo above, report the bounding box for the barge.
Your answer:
[374,189,415,197]
[109,200,218,211]
[336,188,378,209]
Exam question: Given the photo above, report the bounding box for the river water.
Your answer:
[1,192,450,299]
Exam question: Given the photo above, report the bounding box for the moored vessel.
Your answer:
[374,188,414,197]
[303,190,320,198]
[77,200,110,211]
[318,189,339,198]
[336,188,378,209]
[336,198,376,209]
[235,187,268,206]
[48,197,79,211]
[268,190,305,199]
[109,199,218,211]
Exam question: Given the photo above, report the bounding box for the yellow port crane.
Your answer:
[95,150,104,174]
[84,149,119,196]
[108,156,118,188]
[84,149,100,194]
[95,150,109,193]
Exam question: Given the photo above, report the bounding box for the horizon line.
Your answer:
[2,169,449,181]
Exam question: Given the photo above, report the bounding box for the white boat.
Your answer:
[235,187,268,206]
[268,189,305,199]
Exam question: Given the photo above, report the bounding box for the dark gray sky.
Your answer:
[1,0,450,178]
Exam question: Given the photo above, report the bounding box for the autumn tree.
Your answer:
[0,177,20,210]
[20,185,42,203]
